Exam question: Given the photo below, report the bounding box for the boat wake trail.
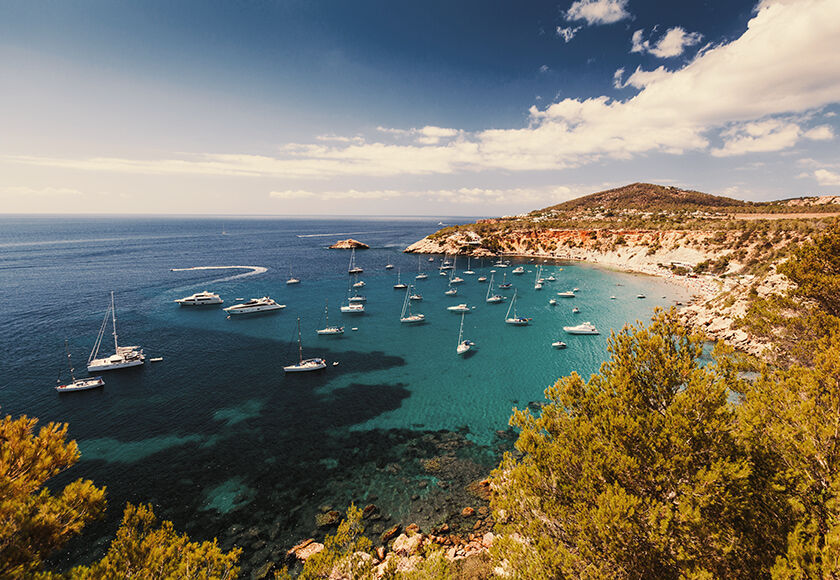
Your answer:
[170,266,268,283]
[296,230,392,238]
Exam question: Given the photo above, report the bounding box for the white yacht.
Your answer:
[485,273,504,304]
[348,295,367,303]
[563,322,600,335]
[450,276,465,285]
[447,303,471,313]
[549,299,557,305]
[444,286,458,296]
[512,266,525,275]
[87,292,145,372]
[340,302,365,314]
[400,286,425,323]
[224,296,285,315]
[286,266,300,285]
[285,318,327,372]
[385,264,394,269]
[552,340,567,349]
[504,291,531,325]
[348,248,363,275]
[637,294,647,299]
[56,341,105,392]
[409,292,423,301]
[557,291,576,298]
[316,301,344,335]
[477,275,487,282]
[456,312,474,355]
[174,291,223,306]
[353,280,366,288]
[572,307,580,313]
[547,274,556,281]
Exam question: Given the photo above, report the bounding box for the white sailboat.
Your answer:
[284,318,327,372]
[534,266,543,290]
[416,256,428,280]
[56,340,105,392]
[504,290,532,325]
[87,292,145,372]
[485,273,504,303]
[286,266,300,285]
[348,248,363,275]
[456,312,474,355]
[316,301,344,335]
[463,256,475,275]
[498,272,512,289]
[394,269,407,289]
[400,285,425,323]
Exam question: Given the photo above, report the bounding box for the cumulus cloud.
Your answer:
[814,169,840,185]
[556,25,582,42]
[614,65,672,89]
[565,0,631,26]
[631,27,703,58]
[5,0,840,180]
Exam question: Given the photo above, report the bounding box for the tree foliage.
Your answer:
[0,414,239,579]
[778,219,840,316]
[296,504,375,579]
[490,310,783,578]
[0,415,106,579]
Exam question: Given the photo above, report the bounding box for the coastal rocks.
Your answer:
[380,524,401,544]
[467,478,492,501]
[287,538,325,562]
[461,506,475,517]
[329,238,370,249]
[315,510,342,527]
[392,532,424,555]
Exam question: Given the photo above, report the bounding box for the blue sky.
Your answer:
[1,0,838,215]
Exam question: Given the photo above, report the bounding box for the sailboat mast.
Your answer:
[458,313,464,345]
[65,339,76,382]
[297,318,303,363]
[110,291,118,353]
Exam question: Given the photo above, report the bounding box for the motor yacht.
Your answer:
[223,297,285,315]
[174,291,223,306]
[563,322,599,335]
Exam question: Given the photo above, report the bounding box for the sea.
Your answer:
[0,215,689,573]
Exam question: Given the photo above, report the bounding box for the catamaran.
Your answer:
[485,273,504,303]
[316,301,344,335]
[284,318,327,372]
[504,290,532,325]
[174,291,223,306]
[56,340,104,392]
[87,291,146,372]
[348,248,363,275]
[563,322,599,335]
[400,286,425,323]
[456,312,474,355]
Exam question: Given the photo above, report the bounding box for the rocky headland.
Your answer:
[329,239,370,249]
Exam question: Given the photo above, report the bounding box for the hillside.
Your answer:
[540,183,748,213]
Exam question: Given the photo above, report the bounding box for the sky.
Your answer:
[1,0,838,216]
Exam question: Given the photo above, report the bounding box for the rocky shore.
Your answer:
[329,239,370,249]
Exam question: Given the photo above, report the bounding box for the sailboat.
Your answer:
[456,312,474,355]
[56,340,104,392]
[498,272,512,289]
[316,301,344,335]
[284,318,327,372]
[504,291,532,325]
[394,269,407,289]
[485,273,504,303]
[286,266,300,285]
[449,257,464,284]
[463,256,475,275]
[87,291,145,372]
[416,256,428,280]
[348,248,363,275]
[534,266,543,290]
[400,285,425,323]
[352,274,366,288]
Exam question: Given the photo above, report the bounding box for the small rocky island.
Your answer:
[329,238,369,249]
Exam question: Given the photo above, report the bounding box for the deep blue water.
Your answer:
[0,215,688,571]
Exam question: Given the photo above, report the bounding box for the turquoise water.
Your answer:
[0,216,688,571]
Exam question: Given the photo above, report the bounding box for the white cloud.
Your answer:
[612,68,625,88]
[271,185,577,205]
[615,65,672,89]
[556,26,582,42]
[4,0,839,180]
[804,125,834,140]
[631,27,703,58]
[539,64,550,73]
[565,0,631,26]
[814,169,840,185]
[712,119,803,157]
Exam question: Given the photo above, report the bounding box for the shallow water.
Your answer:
[0,215,689,571]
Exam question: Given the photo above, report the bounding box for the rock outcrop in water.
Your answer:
[329,239,369,249]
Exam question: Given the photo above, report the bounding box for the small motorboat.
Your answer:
[552,341,567,349]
